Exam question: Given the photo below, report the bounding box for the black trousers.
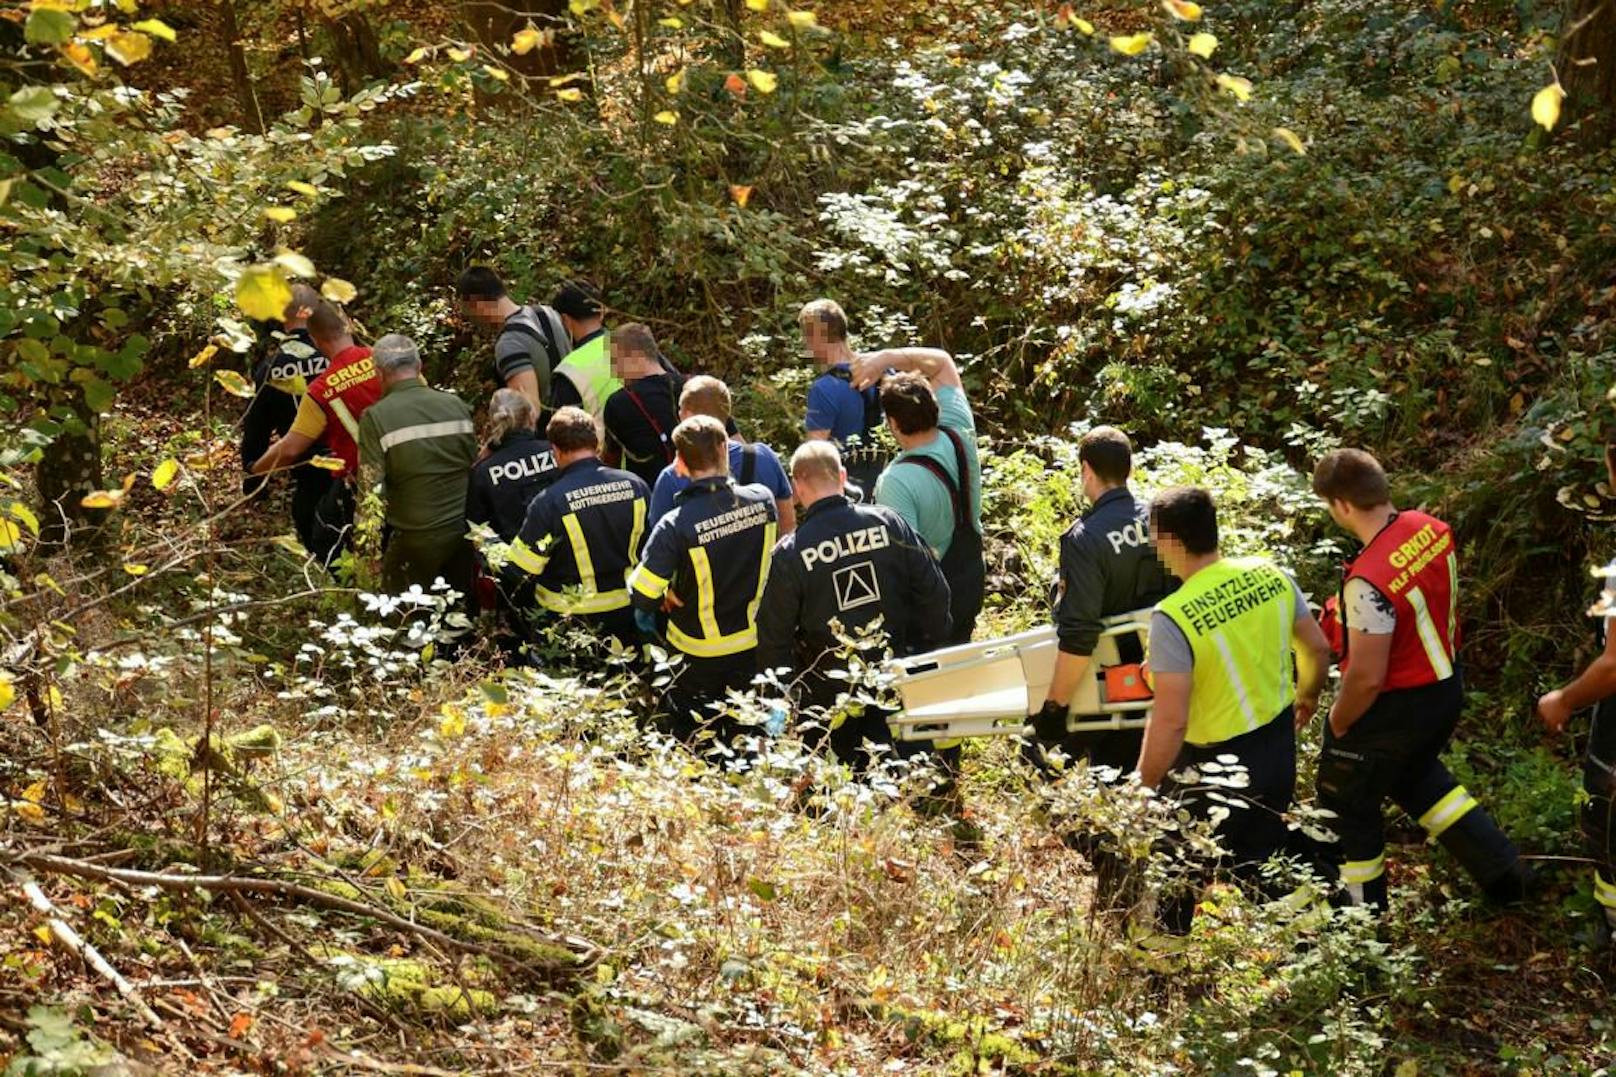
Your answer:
[662,650,759,746]
[1585,698,1616,923]
[1160,712,1298,933]
[1315,675,1522,909]
[297,479,354,571]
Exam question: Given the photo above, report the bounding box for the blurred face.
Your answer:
[1149,523,1188,576]
[459,296,500,328]
[800,318,826,357]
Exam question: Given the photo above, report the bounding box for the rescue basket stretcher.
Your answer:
[885,610,1155,743]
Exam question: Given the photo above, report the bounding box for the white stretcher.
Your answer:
[885,610,1154,743]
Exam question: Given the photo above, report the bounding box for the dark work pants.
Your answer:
[662,650,759,746]
[381,527,476,608]
[301,480,354,571]
[1585,699,1616,924]
[1161,712,1298,933]
[1315,675,1522,909]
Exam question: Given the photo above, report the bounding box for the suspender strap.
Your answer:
[621,384,674,462]
[739,444,757,486]
[896,427,973,528]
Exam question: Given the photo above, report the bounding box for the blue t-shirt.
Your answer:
[648,439,792,527]
[806,364,873,443]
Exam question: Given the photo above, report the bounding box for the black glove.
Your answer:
[1032,699,1068,743]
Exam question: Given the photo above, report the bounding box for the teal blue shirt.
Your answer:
[873,385,981,557]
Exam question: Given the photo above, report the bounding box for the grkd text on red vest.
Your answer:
[308,346,381,478]
[1341,510,1460,691]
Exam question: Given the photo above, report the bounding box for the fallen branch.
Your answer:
[9,868,164,1031]
[11,852,599,982]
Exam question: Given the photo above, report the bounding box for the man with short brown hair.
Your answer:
[630,415,779,744]
[602,323,682,487]
[647,375,795,532]
[801,298,885,494]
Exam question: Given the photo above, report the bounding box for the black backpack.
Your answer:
[897,427,984,645]
[827,366,884,439]
[503,305,567,373]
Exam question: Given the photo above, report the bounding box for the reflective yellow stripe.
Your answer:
[536,585,630,615]
[629,564,670,600]
[1596,873,1616,909]
[1207,629,1259,736]
[667,622,757,657]
[1406,584,1455,682]
[627,498,647,571]
[689,546,722,641]
[328,397,361,439]
[1446,553,1459,648]
[1417,785,1477,838]
[744,521,777,633]
[563,514,596,594]
[508,537,549,577]
[1341,855,1385,885]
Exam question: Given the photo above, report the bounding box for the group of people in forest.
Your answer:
[236,270,1616,945]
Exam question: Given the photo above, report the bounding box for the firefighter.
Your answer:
[1141,486,1332,931]
[506,406,650,650]
[628,415,778,745]
[1536,560,1616,947]
[1029,426,1175,773]
[1312,448,1532,909]
[756,440,951,768]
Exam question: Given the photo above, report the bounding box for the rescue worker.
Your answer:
[356,335,478,598]
[1029,426,1175,772]
[250,301,380,568]
[648,376,796,534]
[1536,559,1616,947]
[602,323,682,487]
[850,347,983,645]
[1312,448,1532,909]
[548,280,622,420]
[800,298,885,496]
[629,415,778,745]
[456,266,571,412]
[1141,486,1332,932]
[239,284,332,549]
[466,389,558,544]
[506,406,650,649]
[756,441,951,768]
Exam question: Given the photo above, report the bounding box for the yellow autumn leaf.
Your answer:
[1216,73,1253,101]
[1109,32,1152,56]
[274,249,316,278]
[404,46,429,64]
[439,704,467,738]
[747,69,779,93]
[729,184,754,208]
[482,64,509,81]
[569,0,598,13]
[556,87,584,102]
[786,9,816,29]
[286,180,320,197]
[1273,126,1306,155]
[1163,0,1202,20]
[0,673,14,713]
[447,46,473,62]
[104,30,152,66]
[152,458,180,491]
[308,455,346,471]
[80,489,125,510]
[745,0,769,10]
[263,206,296,223]
[188,343,219,369]
[14,800,45,824]
[666,68,686,93]
[9,503,39,536]
[658,16,683,28]
[235,264,293,320]
[1073,16,1095,34]
[1187,32,1217,58]
[0,520,21,553]
[63,42,97,76]
[123,563,148,576]
[760,29,790,48]
[131,17,176,42]
[1531,83,1563,132]
[653,110,678,125]
[214,369,256,398]
[512,27,542,54]
[321,277,357,303]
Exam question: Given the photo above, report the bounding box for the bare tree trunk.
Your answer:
[218,0,263,133]
[1560,0,1616,133]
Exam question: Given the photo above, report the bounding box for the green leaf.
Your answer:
[746,877,778,901]
[80,375,115,413]
[24,8,76,46]
[8,86,60,124]
[479,679,509,705]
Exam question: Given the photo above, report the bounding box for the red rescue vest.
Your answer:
[306,346,380,478]
[1340,510,1460,691]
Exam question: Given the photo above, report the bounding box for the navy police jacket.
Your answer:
[468,429,559,543]
[1054,486,1174,656]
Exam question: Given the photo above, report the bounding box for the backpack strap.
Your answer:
[895,427,974,529]
[503,314,562,372]
[739,443,757,486]
[621,382,674,462]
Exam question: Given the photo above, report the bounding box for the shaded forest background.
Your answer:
[3,0,1616,1071]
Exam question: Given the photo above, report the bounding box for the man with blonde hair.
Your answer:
[757,440,950,768]
[630,414,779,743]
[466,388,557,543]
[647,374,795,532]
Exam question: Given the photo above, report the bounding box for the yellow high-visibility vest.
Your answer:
[553,334,623,421]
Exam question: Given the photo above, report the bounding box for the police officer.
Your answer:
[240,285,332,541]
[1030,426,1174,772]
[357,335,478,598]
[506,406,650,649]
[467,389,558,543]
[1141,487,1332,931]
[629,415,778,745]
[756,441,951,767]
[1312,448,1531,909]
[1537,559,1616,947]
[250,301,380,568]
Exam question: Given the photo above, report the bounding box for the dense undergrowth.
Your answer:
[6,0,1616,1072]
